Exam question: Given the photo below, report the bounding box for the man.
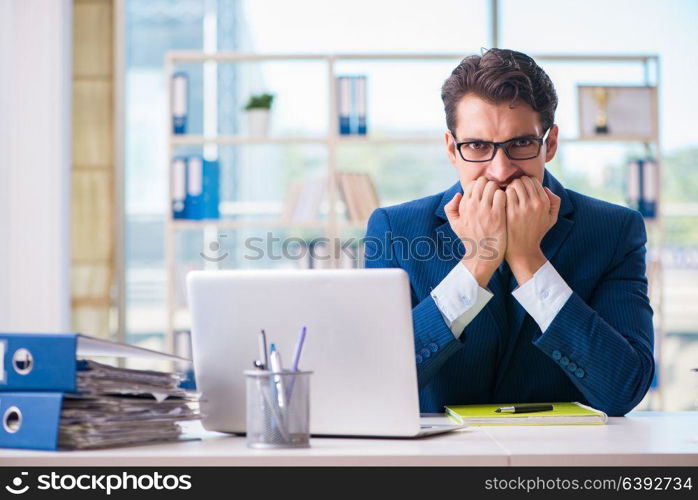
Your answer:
[364,48,654,416]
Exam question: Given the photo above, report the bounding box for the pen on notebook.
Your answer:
[258,329,269,369]
[495,404,554,414]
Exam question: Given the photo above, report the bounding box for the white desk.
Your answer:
[1,412,696,467]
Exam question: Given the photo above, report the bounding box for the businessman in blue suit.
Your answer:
[364,48,654,416]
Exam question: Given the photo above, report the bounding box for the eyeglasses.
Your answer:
[452,128,551,162]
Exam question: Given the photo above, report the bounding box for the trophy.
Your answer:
[593,87,609,134]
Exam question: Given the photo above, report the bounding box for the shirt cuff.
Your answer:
[511,260,573,332]
[430,262,494,338]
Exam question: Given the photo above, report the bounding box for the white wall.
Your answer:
[0,0,73,332]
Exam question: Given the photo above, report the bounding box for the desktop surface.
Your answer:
[0,412,696,467]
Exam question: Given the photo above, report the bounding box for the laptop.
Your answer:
[186,268,464,438]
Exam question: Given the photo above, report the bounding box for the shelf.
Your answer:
[169,219,331,231]
[171,134,657,146]
[561,136,657,143]
[166,51,658,64]
[171,135,328,146]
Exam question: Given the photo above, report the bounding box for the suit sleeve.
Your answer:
[364,208,463,389]
[533,210,655,416]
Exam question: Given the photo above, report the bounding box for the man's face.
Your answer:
[445,93,558,189]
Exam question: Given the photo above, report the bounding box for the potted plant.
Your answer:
[243,93,274,137]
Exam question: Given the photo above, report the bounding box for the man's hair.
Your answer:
[441,48,558,136]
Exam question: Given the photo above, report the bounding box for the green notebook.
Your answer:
[444,402,607,426]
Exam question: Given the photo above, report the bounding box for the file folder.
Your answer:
[185,156,204,220]
[337,76,351,135]
[0,392,63,450]
[356,75,367,135]
[202,158,220,220]
[171,156,187,219]
[0,333,187,392]
[171,72,188,134]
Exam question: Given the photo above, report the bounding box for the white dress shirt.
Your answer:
[430,260,573,337]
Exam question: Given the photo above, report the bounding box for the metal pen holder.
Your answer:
[244,369,312,449]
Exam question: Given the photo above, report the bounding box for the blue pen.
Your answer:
[290,326,307,372]
[285,326,307,402]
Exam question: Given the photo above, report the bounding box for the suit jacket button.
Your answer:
[568,362,577,372]
[420,348,431,359]
[575,368,585,378]
[416,354,423,364]
[560,356,569,367]
[552,350,562,360]
[428,343,438,352]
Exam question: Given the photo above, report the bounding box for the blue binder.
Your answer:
[0,333,187,392]
[0,392,63,450]
[185,156,204,220]
[202,159,220,220]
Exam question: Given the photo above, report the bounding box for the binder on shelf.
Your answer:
[627,157,658,219]
[337,76,351,135]
[337,75,368,135]
[355,75,367,135]
[171,156,187,219]
[201,158,220,220]
[185,156,204,220]
[171,72,188,134]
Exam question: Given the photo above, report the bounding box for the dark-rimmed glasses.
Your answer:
[452,128,551,162]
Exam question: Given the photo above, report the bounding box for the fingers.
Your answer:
[506,178,527,207]
[493,188,506,212]
[544,186,561,219]
[469,176,488,201]
[444,192,462,221]
[505,183,519,207]
[462,178,477,198]
[520,176,539,201]
[482,181,500,207]
[527,176,547,200]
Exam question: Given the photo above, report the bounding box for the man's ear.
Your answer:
[544,124,559,163]
[445,130,458,167]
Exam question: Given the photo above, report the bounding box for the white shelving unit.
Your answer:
[163,51,663,406]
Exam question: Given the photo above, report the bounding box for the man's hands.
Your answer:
[445,176,561,288]
[444,177,507,288]
[504,177,561,285]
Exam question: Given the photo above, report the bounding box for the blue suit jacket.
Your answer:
[364,170,654,416]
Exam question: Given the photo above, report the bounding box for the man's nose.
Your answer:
[486,147,516,185]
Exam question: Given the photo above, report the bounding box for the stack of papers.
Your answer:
[57,360,200,450]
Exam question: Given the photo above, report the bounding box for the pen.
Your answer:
[269,344,287,409]
[258,329,269,369]
[290,326,307,372]
[285,326,307,401]
[495,404,554,414]
[252,360,289,441]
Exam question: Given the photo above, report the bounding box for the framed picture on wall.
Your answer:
[577,85,657,140]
